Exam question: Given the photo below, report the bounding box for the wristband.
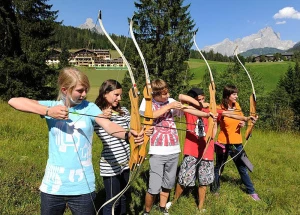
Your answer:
[45,106,50,116]
[125,131,130,144]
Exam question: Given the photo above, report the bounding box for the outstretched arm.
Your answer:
[222,110,258,122]
[95,117,143,143]
[8,97,68,119]
[179,94,202,109]
[152,100,183,118]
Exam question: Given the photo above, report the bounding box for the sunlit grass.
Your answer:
[1,101,300,214]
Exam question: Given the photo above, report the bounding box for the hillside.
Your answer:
[188,58,294,94]
[288,41,300,52]
[240,47,284,57]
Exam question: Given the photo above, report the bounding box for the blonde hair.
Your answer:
[57,67,90,100]
[151,79,168,96]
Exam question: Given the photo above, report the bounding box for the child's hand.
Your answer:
[247,115,258,124]
[50,105,69,119]
[144,126,154,136]
[102,107,112,118]
[130,130,144,145]
[209,112,218,121]
[169,101,183,110]
[238,120,246,127]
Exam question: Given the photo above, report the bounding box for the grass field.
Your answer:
[77,66,126,101]
[188,59,294,94]
[1,101,300,214]
[1,60,298,214]
[74,59,293,102]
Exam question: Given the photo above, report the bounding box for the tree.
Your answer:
[260,55,266,62]
[121,0,195,107]
[261,62,300,131]
[58,46,70,69]
[201,55,263,117]
[0,0,59,100]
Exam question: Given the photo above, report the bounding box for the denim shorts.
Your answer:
[40,191,96,215]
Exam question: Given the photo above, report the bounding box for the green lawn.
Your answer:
[77,59,293,101]
[188,59,294,94]
[78,66,126,101]
[1,60,296,214]
[1,102,300,214]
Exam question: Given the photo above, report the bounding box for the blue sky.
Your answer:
[48,0,300,49]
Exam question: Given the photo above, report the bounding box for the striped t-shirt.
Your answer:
[94,107,130,176]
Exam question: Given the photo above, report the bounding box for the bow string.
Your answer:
[97,10,142,215]
[234,46,257,140]
[193,32,217,162]
[130,16,153,167]
[218,46,257,173]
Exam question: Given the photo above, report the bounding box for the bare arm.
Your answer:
[95,117,143,143]
[8,97,68,119]
[179,94,202,108]
[183,108,211,118]
[222,110,257,122]
[152,101,183,118]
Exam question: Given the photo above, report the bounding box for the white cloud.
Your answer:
[273,7,300,19]
[276,21,286,25]
[247,20,256,24]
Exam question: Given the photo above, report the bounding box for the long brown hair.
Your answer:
[95,79,124,115]
[221,85,238,110]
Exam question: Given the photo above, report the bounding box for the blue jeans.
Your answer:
[211,144,255,194]
[40,191,96,215]
[102,169,130,215]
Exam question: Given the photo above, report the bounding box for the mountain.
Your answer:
[240,47,284,57]
[78,18,103,34]
[203,27,296,56]
[287,41,300,52]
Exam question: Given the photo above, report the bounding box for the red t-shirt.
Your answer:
[183,108,214,160]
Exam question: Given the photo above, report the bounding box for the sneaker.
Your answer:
[159,206,169,215]
[199,209,207,214]
[166,202,172,210]
[249,193,261,201]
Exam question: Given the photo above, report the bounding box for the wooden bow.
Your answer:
[193,32,217,159]
[234,46,257,140]
[218,47,257,173]
[97,10,141,215]
[130,17,153,167]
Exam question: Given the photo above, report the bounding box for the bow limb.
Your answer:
[179,33,217,188]
[97,11,141,214]
[193,33,217,146]
[130,17,153,166]
[218,47,257,175]
[98,11,141,171]
[234,46,257,140]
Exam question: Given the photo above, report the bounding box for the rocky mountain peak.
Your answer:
[78,18,103,34]
[203,27,295,56]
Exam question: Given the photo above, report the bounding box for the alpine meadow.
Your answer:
[1,61,300,214]
[1,0,300,215]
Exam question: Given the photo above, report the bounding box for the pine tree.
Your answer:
[291,61,300,129]
[121,0,195,106]
[58,46,70,69]
[0,0,59,100]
